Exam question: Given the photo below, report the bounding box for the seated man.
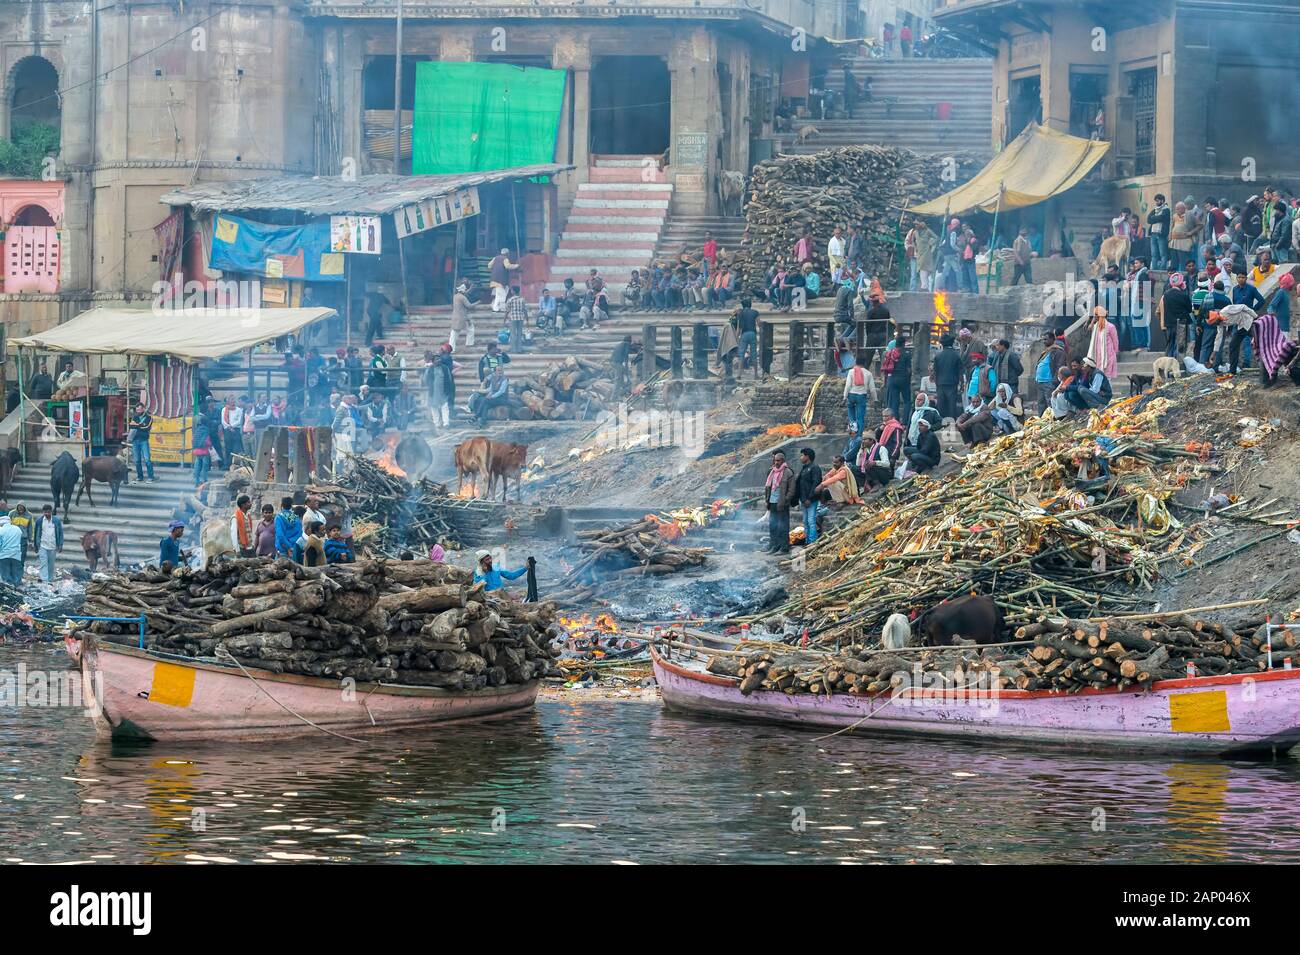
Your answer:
[1063,357,1112,412]
[469,366,510,425]
[955,393,996,447]
[537,288,559,330]
[902,416,941,473]
[815,454,861,505]
[858,409,905,491]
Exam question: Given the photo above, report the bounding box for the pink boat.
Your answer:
[652,646,1300,757]
[67,634,539,742]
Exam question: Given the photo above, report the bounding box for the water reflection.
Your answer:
[1,645,1299,863]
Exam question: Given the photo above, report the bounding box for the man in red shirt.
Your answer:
[702,231,718,279]
[900,24,913,57]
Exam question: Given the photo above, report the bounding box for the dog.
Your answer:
[1128,373,1154,396]
[1152,356,1181,386]
[796,124,821,143]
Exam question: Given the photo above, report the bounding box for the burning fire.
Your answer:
[454,483,477,499]
[932,291,953,337]
[766,423,806,438]
[373,434,407,478]
[558,613,620,635]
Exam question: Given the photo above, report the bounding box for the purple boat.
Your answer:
[652,646,1300,757]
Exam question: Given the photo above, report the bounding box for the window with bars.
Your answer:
[1127,67,1156,177]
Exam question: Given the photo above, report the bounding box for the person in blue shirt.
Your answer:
[323,525,355,563]
[159,520,187,571]
[274,496,302,559]
[473,550,528,592]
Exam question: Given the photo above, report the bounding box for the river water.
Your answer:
[2,642,1299,864]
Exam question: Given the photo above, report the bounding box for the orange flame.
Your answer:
[932,291,953,337]
[373,434,407,478]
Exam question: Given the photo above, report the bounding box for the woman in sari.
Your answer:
[989,382,1024,434]
[908,390,941,444]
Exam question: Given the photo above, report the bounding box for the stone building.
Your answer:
[932,0,1300,254]
[0,0,855,330]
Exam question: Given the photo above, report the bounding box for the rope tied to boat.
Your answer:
[215,648,370,745]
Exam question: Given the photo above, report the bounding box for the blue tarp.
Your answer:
[210,214,345,282]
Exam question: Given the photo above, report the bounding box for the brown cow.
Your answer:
[76,451,130,508]
[487,442,528,503]
[82,530,120,574]
[453,436,492,498]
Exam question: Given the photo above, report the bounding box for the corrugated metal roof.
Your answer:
[159,164,572,215]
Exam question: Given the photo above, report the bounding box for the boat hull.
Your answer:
[652,647,1300,756]
[69,636,539,742]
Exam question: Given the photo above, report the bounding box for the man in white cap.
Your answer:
[487,248,519,313]
[473,549,529,593]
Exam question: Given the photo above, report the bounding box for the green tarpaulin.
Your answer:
[413,62,566,174]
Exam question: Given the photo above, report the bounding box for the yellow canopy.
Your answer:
[10,306,336,362]
[908,124,1110,216]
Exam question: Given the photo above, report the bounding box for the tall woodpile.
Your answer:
[78,558,560,690]
[484,356,616,422]
[709,612,1280,697]
[731,145,980,289]
[309,455,453,555]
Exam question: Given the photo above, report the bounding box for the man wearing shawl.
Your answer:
[762,451,796,555]
[1086,306,1119,379]
[859,409,904,490]
[816,454,861,505]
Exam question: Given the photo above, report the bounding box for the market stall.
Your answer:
[8,305,335,465]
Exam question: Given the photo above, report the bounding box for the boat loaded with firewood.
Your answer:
[65,556,559,742]
[651,611,1300,757]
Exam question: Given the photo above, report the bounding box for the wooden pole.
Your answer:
[392,0,404,175]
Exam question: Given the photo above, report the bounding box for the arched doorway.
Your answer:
[12,204,54,227]
[10,56,60,131]
[589,56,670,156]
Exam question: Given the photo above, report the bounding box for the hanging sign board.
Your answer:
[394,186,480,239]
[330,215,383,254]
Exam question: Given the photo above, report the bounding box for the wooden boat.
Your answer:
[67,634,539,742]
[651,645,1300,757]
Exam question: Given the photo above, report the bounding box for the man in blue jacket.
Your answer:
[274,496,302,560]
[473,549,528,593]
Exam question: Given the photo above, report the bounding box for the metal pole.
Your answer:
[393,0,404,175]
[985,182,1004,294]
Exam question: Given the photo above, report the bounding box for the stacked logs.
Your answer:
[78,557,560,690]
[731,145,981,290]
[550,518,711,605]
[485,356,615,422]
[710,612,1279,698]
[310,456,454,555]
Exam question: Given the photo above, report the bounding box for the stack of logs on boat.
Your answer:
[550,517,711,606]
[77,557,560,690]
[308,455,454,556]
[731,144,981,289]
[707,612,1281,697]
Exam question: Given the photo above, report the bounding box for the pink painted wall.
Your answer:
[0,180,64,292]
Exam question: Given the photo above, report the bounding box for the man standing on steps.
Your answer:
[230,493,256,558]
[33,504,63,583]
[828,226,846,275]
[762,450,796,556]
[130,402,155,484]
[702,231,718,280]
[488,248,519,312]
[1011,227,1034,286]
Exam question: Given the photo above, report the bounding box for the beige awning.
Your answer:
[908,124,1111,216]
[9,306,336,362]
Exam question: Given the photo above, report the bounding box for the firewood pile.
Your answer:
[709,611,1281,698]
[78,557,561,690]
[309,455,454,555]
[484,356,617,422]
[730,145,981,289]
[550,516,712,605]
[754,389,1252,646]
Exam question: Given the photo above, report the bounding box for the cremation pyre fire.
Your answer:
[932,290,953,337]
[372,434,407,478]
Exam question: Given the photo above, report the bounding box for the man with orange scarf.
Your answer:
[859,409,905,490]
[229,493,256,558]
[762,450,797,555]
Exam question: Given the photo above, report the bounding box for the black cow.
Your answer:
[0,447,21,502]
[77,454,129,508]
[50,451,79,519]
[916,594,1005,646]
